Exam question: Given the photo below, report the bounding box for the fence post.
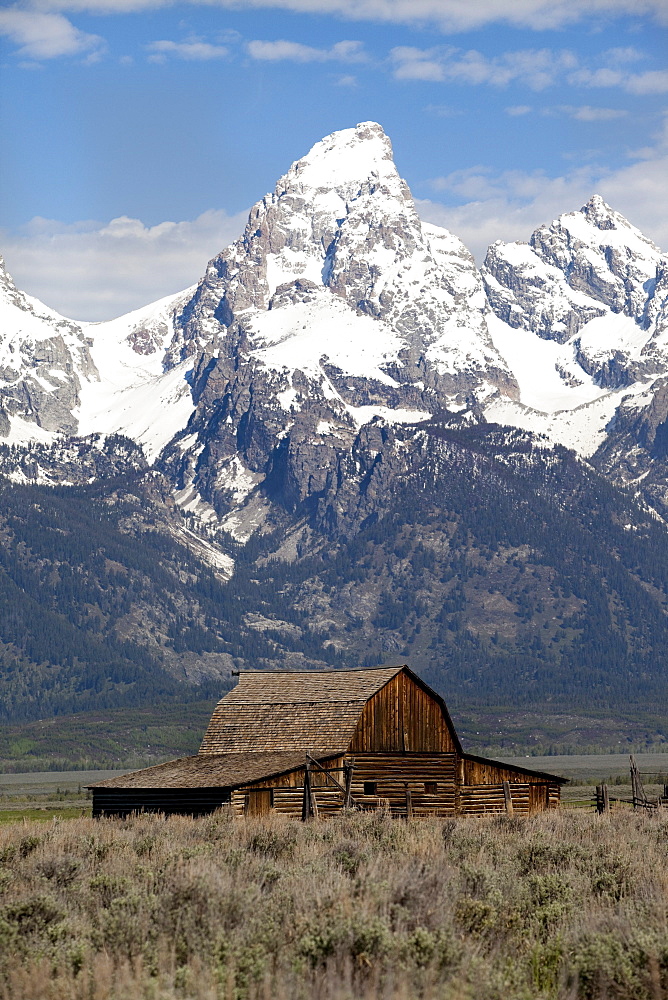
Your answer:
[301,761,312,822]
[343,759,354,810]
[502,781,514,817]
[404,783,413,820]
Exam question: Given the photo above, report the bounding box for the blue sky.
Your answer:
[1,0,667,319]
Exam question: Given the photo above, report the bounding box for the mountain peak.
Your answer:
[289,122,395,193]
[581,193,618,230]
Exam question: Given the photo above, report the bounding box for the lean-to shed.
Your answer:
[90,665,566,818]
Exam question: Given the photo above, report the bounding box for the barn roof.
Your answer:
[199,665,406,755]
[89,751,329,790]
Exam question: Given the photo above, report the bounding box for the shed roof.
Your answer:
[89,751,325,790]
[199,665,405,755]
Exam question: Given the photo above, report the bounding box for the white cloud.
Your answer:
[570,67,668,94]
[25,0,668,32]
[390,46,578,90]
[418,115,668,262]
[556,104,628,120]
[246,38,366,63]
[0,7,104,60]
[389,43,667,95]
[1,209,248,321]
[505,105,533,116]
[146,38,229,61]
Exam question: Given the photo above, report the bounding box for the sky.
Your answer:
[1,0,667,321]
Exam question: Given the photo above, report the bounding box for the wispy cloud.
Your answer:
[390,43,667,95]
[556,105,629,121]
[23,0,668,32]
[1,209,248,321]
[0,7,105,61]
[146,38,229,62]
[418,113,668,262]
[424,104,463,117]
[570,67,668,94]
[390,46,578,90]
[246,39,366,63]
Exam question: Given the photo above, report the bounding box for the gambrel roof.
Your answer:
[199,665,407,755]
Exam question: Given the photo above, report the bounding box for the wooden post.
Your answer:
[502,781,514,817]
[343,758,354,810]
[596,784,610,814]
[405,783,413,820]
[630,755,647,811]
[301,761,312,822]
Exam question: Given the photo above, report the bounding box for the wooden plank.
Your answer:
[349,675,457,754]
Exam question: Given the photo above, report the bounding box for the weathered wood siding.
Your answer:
[462,757,553,786]
[349,672,457,753]
[233,753,458,818]
[460,781,561,816]
[348,753,457,816]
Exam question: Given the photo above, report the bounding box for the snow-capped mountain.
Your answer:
[0,254,194,463]
[2,121,668,521]
[482,195,668,461]
[5,123,668,743]
[0,254,96,439]
[162,122,518,523]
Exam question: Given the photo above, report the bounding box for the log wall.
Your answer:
[233,753,459,818]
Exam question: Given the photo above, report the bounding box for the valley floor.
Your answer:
[0,808,666,999]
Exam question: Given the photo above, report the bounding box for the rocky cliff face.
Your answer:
[0,255,97,435]
[160,122,517,520]
[482,195,668,389]
[2,126,668,541]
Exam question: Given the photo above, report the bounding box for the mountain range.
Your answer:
[2,121,668,760]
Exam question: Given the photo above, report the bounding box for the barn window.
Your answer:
[424,782,438,795]
[364,781,377,795]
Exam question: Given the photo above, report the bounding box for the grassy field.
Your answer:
[0,704,216,773]
[0,808,666,1000]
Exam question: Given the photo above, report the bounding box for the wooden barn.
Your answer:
[90,665,566,818]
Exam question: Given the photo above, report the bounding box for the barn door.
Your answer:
[245,789,272,816]
[528,784,548,814]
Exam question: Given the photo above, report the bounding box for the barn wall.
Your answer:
[92,787,231,818]
[233,753,458,818]
[348,753,457,816]
[462,757,555,787]
[349,673,457,753]
[459,781,561,816]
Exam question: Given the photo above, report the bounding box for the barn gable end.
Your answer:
[349,669,459,753]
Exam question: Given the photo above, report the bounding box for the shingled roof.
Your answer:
[89,751,328,790]
[199,665,405,755]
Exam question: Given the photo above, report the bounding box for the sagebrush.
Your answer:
[0,809,666,999]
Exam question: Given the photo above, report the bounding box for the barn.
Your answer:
[90,665,566,818]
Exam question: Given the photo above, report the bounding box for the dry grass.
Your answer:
[0,809,666,1000]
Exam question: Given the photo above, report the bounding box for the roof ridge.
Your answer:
[236,665,406,675]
